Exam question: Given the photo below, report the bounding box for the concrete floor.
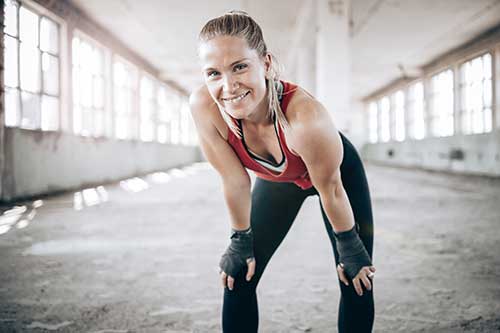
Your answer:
[1,162,500,332]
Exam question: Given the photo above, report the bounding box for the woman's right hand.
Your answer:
[219,227,256,291]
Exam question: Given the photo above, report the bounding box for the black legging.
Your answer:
[222,132,375,332]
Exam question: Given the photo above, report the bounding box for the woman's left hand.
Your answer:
[337,264,376,296]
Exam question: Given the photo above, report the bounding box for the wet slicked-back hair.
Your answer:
[198,10,291,139]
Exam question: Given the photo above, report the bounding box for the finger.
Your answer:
[353,277,363,296]
[369,266,376,273]
[336,264,349,286]
[246,258,256,281]
[227,275,235,290]
[360,273,372,291]
[220,271,227,288]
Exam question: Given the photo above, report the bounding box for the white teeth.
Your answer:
[223,91,249,103]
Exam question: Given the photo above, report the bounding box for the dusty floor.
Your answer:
[0,162,499,332]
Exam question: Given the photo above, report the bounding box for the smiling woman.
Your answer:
[190,10,375,333]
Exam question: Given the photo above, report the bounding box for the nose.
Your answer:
[222,74,239,94]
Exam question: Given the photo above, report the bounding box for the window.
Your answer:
[407,82,425,140]
[139,75,156,142]
[392,90,405,142]
[4,1,60,130]
[379,97,390,142]
[72,35,107,137]
[157,85,175,144]
[429,69,454,137]
[169,94,181,144]
[368,102,378,143]
[180,99,192,145]
[459,53,492,134]
[113,58,138,140]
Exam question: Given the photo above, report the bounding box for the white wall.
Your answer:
[361,130,500,176]
[2,128,202,201]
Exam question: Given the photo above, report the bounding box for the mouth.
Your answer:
[221,91,251,104]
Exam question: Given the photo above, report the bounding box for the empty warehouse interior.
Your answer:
[1,0,500,332]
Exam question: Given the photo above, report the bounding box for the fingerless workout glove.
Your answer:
[334,225,372,279]
[219,226,254,277]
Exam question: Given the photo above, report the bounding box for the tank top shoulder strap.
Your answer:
[279,80,298,114]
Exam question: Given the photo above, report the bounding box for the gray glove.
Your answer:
[219,226,254,277]
[334,225,372,279]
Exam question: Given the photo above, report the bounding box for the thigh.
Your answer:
[247,178,309,287]
[338,132,374,254]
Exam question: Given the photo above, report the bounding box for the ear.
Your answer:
[263,53,273,79]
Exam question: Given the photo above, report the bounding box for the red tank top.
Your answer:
[227,81,313,189]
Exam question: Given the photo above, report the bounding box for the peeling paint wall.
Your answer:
[2,127,202,201]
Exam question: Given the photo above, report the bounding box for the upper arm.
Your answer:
[289,97,343,191]
[189,87,250,187]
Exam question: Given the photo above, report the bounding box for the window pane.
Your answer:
[4,35,19,87]
[20,43,40,92]
[116,116,128,139]
[72,37,80,66]
[92,48,104,75]
[4,0,18,37]
[19,7,38,47]
[484,108,492,132]
[394,90,405,141]
[483,79,492,108]
[42,53,59,95]
[73,105,82,134]
[5,88,21,127]
[41,95,59,130]
[72,67,80,106]
[157,125,166,143]
[483,54,491,80]
[380,97,390,142]
[21,91,41,129]
[81,109,93,136]
[431,70,454,137]
[40,17,58,54]
[93,77,104,108]
[81,71,92,107]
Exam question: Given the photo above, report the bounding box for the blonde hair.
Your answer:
[198,10,292,139]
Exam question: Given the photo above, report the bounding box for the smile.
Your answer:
[221,91,250,103]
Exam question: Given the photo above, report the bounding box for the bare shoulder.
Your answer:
[283,86,340,158]
[189,85,229,140]
[285,87,335,137]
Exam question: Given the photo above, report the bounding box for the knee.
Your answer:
[224,273,258,296]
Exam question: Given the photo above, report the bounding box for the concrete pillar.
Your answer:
[494,45,500,129]
[316,0,351,134]
[1,2,5,200]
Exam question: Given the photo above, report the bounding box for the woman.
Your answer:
[190,11,376,333]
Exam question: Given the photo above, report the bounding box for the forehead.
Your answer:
[199,35,259,68]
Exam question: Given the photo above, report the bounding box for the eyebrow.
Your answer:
[203,58,250,72]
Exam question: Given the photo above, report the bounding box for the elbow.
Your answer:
[223,174,251,192]
[315,172,343,199]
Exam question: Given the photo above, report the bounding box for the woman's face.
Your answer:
[198,35,270,119]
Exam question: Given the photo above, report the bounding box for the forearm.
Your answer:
[222,178,252,231]
[317,181,355,233]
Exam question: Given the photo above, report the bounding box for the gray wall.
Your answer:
[361,130,500,177]
[1,128,202,202]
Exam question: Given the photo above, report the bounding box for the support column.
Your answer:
[494,45,500,129]
[316,0,351,134]
[1,2,5,200]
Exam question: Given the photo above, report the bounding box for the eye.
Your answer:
[206,70,219,78]
[234,63,248,71]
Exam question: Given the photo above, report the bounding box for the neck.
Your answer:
[243,91,273,128]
